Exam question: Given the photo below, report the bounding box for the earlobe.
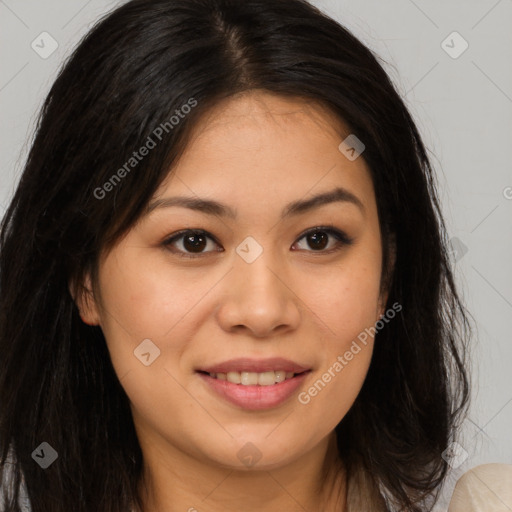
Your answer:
[68,273,101,326]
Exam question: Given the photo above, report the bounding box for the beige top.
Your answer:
[448,464,512,512]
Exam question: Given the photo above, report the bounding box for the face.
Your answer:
[78,91,389,471]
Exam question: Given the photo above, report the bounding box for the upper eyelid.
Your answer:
[165,229,220,244]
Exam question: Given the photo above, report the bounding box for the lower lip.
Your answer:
[198,372,310,410]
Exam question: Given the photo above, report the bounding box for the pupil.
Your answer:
[308,231,328,250]
[184,233,206,252]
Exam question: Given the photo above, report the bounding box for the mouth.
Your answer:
[197,369,308,386]
[195,358,312,410]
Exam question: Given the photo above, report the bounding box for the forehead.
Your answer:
[186,90,349,151]
[151,90,376,221]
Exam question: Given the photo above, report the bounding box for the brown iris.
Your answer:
[183,233,208,253]
[306,231,329,250]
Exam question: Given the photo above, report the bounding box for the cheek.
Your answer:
[300,345,372,408]
[94,249,222,373]
[293,258,381,428]
[304,257,382,340]
[295,323,375,438]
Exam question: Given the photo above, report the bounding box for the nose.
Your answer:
[215,251,301,338]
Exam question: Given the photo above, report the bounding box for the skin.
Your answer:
[76,90,392,512]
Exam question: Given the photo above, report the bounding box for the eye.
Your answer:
[163,225,353,259]
[292,226,353,253]
[163,229,222,258]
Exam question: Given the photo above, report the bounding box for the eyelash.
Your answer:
[162,225,354,259]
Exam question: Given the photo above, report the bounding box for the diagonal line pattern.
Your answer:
[189,465,313,511]
[265,410,295,439]
[61,0,93,29]
[471,266,512,309]
[469,469,512,510]
[472,0,504,30]
[265,471,310,511]
[406,62,439,96]
[161,267,234,339]
[0,1,29,29]
[472,61,512,104]
[470,205,499,233]
[467,417,487,440]
[200,470,235,502]
[479,397,512,432]
[0,62,29,92]
[406,0,439,28]
[163,367,234,439]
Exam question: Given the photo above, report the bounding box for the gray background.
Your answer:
[1,0,511,509]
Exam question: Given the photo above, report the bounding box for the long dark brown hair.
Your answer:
[0,0,470,510]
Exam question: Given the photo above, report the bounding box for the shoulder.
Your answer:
[448,463,512,512]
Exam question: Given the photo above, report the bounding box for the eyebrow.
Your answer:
[145,186,365,219]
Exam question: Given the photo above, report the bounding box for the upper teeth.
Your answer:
[209,370,295,386]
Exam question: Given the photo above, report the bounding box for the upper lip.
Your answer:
[197,357,311,374]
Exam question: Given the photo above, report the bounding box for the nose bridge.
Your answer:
[216,236,300,336]
[233,239,284,305]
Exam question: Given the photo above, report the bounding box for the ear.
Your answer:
[69,272,101,326]
[378,232,397,317]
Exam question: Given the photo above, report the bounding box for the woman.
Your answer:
[0,0,471,510]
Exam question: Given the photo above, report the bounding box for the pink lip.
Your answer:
[198,371,310,410]
[197,357,310,374]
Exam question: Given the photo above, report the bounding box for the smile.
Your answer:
[202,370,300,386]
[198,371,311,410]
